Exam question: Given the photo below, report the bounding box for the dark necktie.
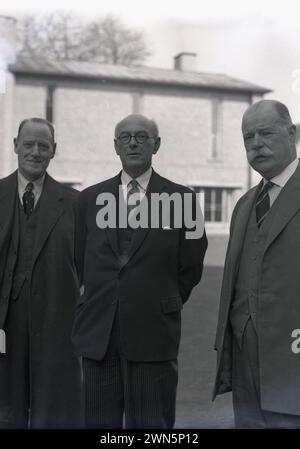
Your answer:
[127,179,140,228]
[256,180,274,227]
[22,182,35,218]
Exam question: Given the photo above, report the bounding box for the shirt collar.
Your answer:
[121,167,152,192]
[266,158,299,188]
[17,170,46,193]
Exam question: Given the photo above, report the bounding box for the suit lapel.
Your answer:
[264,163,300,253]
[126,170,167,264]
[32,174,65,267]
[104,173,121,259]
[230,182,262,276]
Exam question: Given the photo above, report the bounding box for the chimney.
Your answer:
[174,52,197,72]
[0,15,17,69]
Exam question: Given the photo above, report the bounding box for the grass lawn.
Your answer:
[176,265,234,428]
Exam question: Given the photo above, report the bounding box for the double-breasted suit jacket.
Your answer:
[214,162,300,415]
[72,170,208,362]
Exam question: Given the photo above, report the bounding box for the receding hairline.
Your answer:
[242,99,293,128]
[114,114,159,138]
[16,117,56,142]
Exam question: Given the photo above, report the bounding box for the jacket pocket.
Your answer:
[161,296,183,314]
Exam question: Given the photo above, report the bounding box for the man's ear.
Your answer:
[289,124,297,143]
[153,137,161,155]
[51,143,57,159]
[114,139,120,155]
[13,137,18,154]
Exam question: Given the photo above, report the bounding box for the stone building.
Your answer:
[0,15,271,240]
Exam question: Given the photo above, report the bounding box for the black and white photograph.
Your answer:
[1,0,300,437]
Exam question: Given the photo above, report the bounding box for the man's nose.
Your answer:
[129,136,138,148]
[31,142,40,155]
[253,133,263,149]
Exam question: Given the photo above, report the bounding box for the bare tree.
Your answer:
[78,15,150,65]
[18,11,82,61]
[17,11,150,66]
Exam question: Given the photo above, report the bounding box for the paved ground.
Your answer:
[204,235,228,267]
[175,265,234,428]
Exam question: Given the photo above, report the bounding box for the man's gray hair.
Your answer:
[273,101,293,127]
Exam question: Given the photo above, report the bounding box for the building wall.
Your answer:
[5,75,257,233]
[143,88,248,183]
[8,81,48,173]
[0,72,16,177]
[53,85,133,185]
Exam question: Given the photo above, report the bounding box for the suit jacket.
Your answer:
[213,162,300,415]
[72,169,208,362]
[0,171,81,428]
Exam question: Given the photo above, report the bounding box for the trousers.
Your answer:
[82,311,178,429]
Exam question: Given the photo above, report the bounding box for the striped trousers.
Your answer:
[82,313,178,429]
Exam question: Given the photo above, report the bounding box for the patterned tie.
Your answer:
[127,179,141,228]
[256,180,274,228]
[22,182,35,218]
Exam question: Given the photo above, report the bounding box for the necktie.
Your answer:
[256,180,274,227]
[22,182,35,218]
[127,179,140,228]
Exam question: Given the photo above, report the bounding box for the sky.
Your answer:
[2,0,300,120]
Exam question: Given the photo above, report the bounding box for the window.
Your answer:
[189,186,234,223]
[204,188,222,222]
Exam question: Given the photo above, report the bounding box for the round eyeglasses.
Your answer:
[117,132,154,144]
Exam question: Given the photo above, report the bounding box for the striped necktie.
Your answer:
[256,180,274,228]
[127,179,141,228]
[22,182,35,218]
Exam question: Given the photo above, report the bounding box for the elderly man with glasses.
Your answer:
[72,114,207,429]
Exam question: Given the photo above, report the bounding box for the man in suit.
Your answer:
[72,113,208,428]
[213,99,300,427]
[0,118,81,428]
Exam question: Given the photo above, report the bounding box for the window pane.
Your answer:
[205,188,212,222]
[187,186,230,223]
[215,189,222,222]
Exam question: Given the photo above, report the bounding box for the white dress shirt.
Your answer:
[18,170,45,207]
[121,167,152,201]
[264,158,299,206]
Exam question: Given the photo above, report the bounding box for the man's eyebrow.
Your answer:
[23,138,50,142]
[243,126,275,134]
[256,126,275,131]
